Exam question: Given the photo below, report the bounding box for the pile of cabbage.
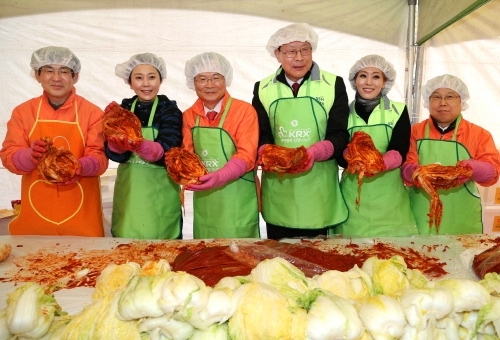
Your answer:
[2,252,500,339]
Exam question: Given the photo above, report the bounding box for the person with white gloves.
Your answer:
[335,54,417,237]
[106,53,183,239]
[252,23,350,239]
[0,46,108,236]
[402,74,500,234]
[182,52,260,239]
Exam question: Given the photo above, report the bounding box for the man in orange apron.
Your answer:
[0,46,108,236]
[402,74,500,234]
[182,52,260,239]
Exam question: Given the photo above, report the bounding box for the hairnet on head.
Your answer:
[115,53,167,84]
[30,46,81,74]
[184,52,233,90]
[266,23,318,57]
[422,74,470,110]
[348,55,396,95]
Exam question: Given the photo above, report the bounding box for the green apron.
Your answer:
[191,98,260,239]
[409,115,482,234]
[336,98,417,237]
[261,80,347,229]
[111,97,182,239]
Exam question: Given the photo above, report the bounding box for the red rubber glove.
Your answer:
[187,158,247,191]
[134,140,164,162]
[402,163,420,186]
[304,140,334,171]
[459,159,496,184]
[383,150,402,171]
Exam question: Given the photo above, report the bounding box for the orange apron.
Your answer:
[9,98,104,236]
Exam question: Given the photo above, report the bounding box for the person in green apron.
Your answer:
[252,23,350,240]
[182,52,260,239]
[402,74,500,235]
[336,55,417,237]
[105,53,183,239]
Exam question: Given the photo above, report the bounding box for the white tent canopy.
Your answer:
[0,0,499,210]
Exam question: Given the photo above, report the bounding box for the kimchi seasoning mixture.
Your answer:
[1,238,450,289]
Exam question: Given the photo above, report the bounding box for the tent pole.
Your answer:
[406,0,419,124]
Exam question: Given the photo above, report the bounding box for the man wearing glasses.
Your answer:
[0,46,108,236]
[252,23,350,239]
[182,52,260,239]
[402,74,500,234]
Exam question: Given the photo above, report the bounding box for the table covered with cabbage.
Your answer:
[1,235,500,339]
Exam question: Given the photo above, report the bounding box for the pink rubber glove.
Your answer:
[78,156,100,177]
[12,139,48,172]
[402,163,419,185]
[13,149,36,172]
[60,156,100,185]
[459,159,496,184]
[257,144,269,166]
[187,158,247,191]
[383,150,402,171]
[304,140,334,171]
[135,140,164,162]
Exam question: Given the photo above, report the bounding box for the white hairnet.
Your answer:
[266,23,318,57]
[184,52,233,90]
[115,53,167,84]
[422,74,470,110]
[348,55,396,95]
[30,46,81,75]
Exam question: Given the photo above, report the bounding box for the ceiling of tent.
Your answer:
[0,0,408,46]
[418,0,490,44]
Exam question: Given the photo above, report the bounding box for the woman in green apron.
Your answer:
[336,55,417,237]
[105,53,183,239]
[402,74,500,234]
[182,52,260,239]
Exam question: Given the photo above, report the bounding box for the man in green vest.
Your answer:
[252,23,350,239]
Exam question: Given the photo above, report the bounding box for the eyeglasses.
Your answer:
[39,66,74,78]
[281,47,312,58]
[194,75,225,86]
[429,94,460,102]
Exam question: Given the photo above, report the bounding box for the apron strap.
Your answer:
[131,96,159,139]
[425,114,461,141]
[217,97,233,128]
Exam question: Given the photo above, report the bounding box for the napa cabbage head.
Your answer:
[249,257,309,302]
[309,265,373,300]
[92,262,142,301]
[118,272,174,320]
[60,289,141,340]
[435,278,491,313]
[354,294,406,340]
[6,282,63,339]
[474,296,500,338]
[228,282,306,340]
[480,272,500,296]
[159,271,212,329]
[361,256,410,296]
[140,259,172,276]
[400,287,454,330]
[305,289,364,340]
